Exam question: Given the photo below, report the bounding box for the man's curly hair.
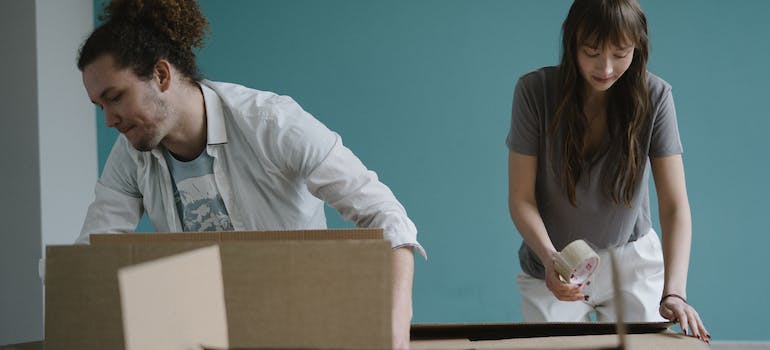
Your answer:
[77,0,209,82]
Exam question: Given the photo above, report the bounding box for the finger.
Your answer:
[685,309,700,339]
[556,293,585,302]
[687,308,709,342]
[675,309,690,336]
[553,282,579,294]
[547,282,578,301]
[554,287,587,301]
[694,312,711,342]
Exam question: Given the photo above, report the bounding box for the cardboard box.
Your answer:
[44,229,392,350]
[118,245,229,350]
[409,323,710,350]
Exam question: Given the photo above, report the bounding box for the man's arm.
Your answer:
[391,246,414,350]
[269,100,424,347]
[76,180,143,244]
[76,136,144,244]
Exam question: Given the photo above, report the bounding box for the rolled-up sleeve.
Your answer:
[305,136,425,258]
[76,181,143,244]
[75,137,143,244]
[269,96,425,258]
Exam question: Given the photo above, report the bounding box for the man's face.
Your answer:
[82,55,172,152]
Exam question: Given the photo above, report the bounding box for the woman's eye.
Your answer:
[584,50,600,57]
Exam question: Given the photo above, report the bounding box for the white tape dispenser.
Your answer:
[553,239,600,284]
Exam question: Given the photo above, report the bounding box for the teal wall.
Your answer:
[94,0,770,340]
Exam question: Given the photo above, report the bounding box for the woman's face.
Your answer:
[577,41,635,94]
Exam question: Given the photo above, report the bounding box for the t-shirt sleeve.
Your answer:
[506,75,541,156]
[649,86,684,158]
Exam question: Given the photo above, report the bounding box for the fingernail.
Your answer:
[584,295,589,301]
[586,281,591,285]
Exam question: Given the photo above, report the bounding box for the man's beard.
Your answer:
[131,91,171,152]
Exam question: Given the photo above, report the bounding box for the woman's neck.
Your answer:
[582,86,609,113]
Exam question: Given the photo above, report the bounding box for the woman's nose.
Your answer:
[596,55,614,76]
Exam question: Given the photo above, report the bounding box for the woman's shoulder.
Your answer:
[516,66,559,91]
[519,66,557,81]
[646,71,673,100]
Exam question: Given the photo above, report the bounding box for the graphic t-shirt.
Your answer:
[163,149,234,232]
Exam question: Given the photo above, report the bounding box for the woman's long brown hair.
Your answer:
[551,0,650,207]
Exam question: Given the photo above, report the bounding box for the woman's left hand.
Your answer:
[659,295,710,343]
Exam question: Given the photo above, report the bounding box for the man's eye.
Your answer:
[109,93,122,103]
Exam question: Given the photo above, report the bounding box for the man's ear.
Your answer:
[154,59,172,92]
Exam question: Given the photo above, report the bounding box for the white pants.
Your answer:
[517,231,666,322]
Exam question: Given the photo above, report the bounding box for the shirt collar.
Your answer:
[200,81,228,145]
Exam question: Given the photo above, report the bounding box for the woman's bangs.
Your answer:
[578,4,642,49]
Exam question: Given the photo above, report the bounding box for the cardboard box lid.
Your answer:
[89,228,384,244]
[45,229,392,350]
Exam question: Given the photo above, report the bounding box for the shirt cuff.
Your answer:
[392,243,427,260]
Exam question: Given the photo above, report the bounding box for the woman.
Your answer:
[506,0,709,341]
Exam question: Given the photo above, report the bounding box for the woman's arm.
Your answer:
[508,151,587,301]
[651,154,710,341]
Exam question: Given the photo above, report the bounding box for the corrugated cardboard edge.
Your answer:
[89,228,384,244]
[410,322,673,341]
[410,332,710,350]
[409,323,711,350]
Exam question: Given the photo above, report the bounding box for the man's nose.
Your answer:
[104,107,120,128]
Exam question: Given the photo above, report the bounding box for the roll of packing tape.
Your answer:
[554,239,600,284]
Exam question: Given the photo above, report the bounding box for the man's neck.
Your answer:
[162,82,207,162]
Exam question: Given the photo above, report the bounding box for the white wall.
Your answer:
[0,0,94,345]
[37,0,97,248]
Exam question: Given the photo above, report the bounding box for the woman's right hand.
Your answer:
[545,254,589,301]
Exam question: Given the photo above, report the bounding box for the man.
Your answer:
[75,1,423,348]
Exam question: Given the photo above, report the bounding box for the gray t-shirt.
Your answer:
[506,66,683,279]
[163,149,234,232]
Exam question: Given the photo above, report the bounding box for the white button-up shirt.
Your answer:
[77,80,424,257]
